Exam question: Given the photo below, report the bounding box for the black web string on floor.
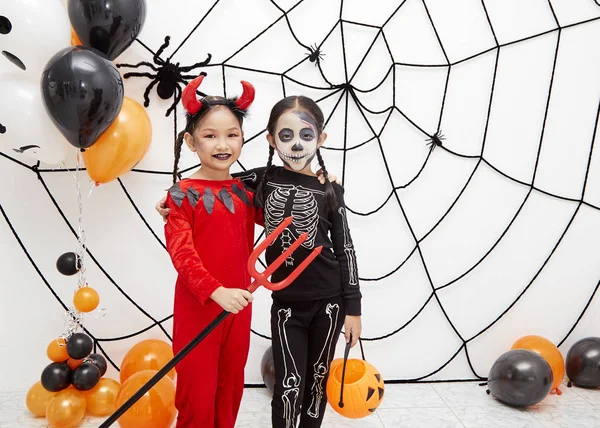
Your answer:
[1,0,600,385]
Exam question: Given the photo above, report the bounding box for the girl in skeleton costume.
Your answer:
[249,96,363,428]
[163,74,257,428]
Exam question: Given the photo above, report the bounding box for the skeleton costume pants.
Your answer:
[271,296,345,428]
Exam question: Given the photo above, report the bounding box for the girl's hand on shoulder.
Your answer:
[155,195,170,222]
[316,169,341,185]
[344,315,362,347]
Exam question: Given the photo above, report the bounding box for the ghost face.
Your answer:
[270,110,326,173]
[0,0,70,76]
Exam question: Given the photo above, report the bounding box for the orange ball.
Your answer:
[83,378,121,416]
[120,340,176,384]
[26,381,56,417]
[67,358,83,370]
[70,28,82,46]
[116,370,176,428]
[73,286,100,313]
[46,389,86,428]
[512,335,565,392]
[47,338,68,362]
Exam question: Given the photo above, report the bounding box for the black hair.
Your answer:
[172,96,247,184]
[254,95,337,214]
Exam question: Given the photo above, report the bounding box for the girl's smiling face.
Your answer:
[270,110,325,172]
[185,106,243,175]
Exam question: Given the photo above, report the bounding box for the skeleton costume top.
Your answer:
[237,166,362,316]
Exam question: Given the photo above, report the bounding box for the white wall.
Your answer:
[3,0,600,390]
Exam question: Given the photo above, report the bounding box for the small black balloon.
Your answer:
[566,337,600,388]
[67,333,94,360]
[68,0,146,60]
[56,252,80,276]
[488,349,553,407]
[88,353,107,377]
[72,362,101,391]
[41,46,124,149]
[41,362,72,392]
[260,346,275,394]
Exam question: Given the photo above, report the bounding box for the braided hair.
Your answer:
[254,95,337,214]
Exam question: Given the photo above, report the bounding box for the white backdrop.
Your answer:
[2,0,600,391]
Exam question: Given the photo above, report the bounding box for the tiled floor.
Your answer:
[2,381,600,427]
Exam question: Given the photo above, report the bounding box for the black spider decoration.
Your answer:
[116,36,212,117]
[306,43,325,65]
[426,131,445,150]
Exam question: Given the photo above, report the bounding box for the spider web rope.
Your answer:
[1,0,600,385]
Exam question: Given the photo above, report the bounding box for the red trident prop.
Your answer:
[100,216,321,427]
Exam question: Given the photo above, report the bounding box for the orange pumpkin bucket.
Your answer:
[326,340,384,418]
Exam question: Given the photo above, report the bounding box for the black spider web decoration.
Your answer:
[2,0,600,386]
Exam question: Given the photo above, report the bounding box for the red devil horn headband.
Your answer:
[182,75,256,115]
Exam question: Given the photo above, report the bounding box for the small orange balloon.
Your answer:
[116,370,176,428]
[120,339,176,384]
[67,358,83,370]
[70,28,82,46]
[26,381,56,417]
[47,338,68,362]
[73,286,100,313]
[512,335,565,393]
[83,378,121,416]
[46,388,86,428]
[82,97,152,184]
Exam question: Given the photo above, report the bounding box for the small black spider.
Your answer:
[426,131,445,150]
[117,36,212,116]
[306,43,325,65]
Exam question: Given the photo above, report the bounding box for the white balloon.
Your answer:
[0,74,68,165]
[0,0,71,77]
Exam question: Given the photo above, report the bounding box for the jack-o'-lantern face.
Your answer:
[326,359,384,419]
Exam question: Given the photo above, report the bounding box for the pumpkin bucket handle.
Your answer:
[337,335,366,408]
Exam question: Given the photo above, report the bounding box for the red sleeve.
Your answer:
[164,192,222,305]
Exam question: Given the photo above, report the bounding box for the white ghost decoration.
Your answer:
[0,74,68,165]
[0,0,71,77]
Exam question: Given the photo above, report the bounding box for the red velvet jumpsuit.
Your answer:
[164,177,256,428]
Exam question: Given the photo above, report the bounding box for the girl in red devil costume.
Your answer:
[163,74,257,428]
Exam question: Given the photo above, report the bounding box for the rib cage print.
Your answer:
[264,183,323,266]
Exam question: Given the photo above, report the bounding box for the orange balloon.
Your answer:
[120,339,175,384]
[26,381,56,417]
[70,28,82,46]
[46,389,86,428]
[73,286,100,313]
[82,97,152,184]
[512,335,565,392]
[83,378,121,416]
[116,370,176,428]
[67,358,83,370]
[47,338,68,362]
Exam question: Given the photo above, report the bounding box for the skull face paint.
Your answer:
[274,110,320,171]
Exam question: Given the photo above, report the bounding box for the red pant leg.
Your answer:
[172,300,224,428]
[214,303,252,428]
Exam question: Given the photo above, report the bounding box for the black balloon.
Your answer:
[41,362,72,392]
[488,349,553,407]
[261,346,275,394]
[88,353,107,377]
[68,0,146,60]
[72,362,101,391]
[566,337,600,388]
[41,46,124,149]
[67,333,94,360]
[56,252,80,276]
